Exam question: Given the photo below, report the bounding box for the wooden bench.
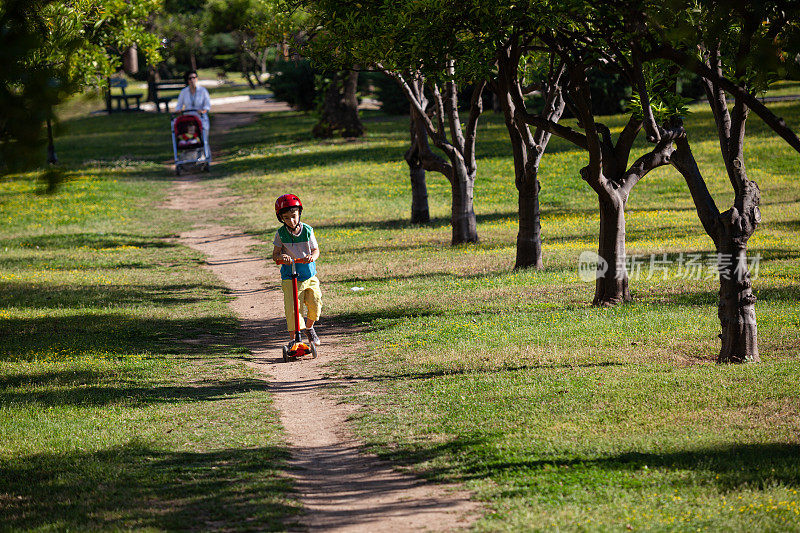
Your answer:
[105,78,143,113]
[147,79,186,113]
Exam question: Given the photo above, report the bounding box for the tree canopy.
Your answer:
[0,0,160,171]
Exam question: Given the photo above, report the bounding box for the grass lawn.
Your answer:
[2,92,798,531]
[216,102,800,531]
[0,113,300,530]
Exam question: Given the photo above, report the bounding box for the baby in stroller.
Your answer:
[178,122,200,148]
[171,111,210,174]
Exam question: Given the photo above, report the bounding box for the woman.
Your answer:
[176,70,212,161]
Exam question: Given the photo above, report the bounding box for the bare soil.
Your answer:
[164,111,480,532]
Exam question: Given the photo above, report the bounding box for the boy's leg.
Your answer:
[300,277,322,345]
[301,278,322,323]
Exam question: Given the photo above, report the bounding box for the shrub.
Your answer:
[268,60,317,111]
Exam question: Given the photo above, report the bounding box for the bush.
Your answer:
[588,69,631,116]
[560,69,631,118]
[363,71,409,115]
[677,72,706,100]
[268,60,317,111]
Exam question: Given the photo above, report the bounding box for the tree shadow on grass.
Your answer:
[0,443,298,531]
[0,232,179,250]
[373,434,800,494]
[216,141,407,177]
[0,314,239,363]
[337,361,625,387]
[0,282,229,310]
[0,369,271,408]
[649,285,800,307]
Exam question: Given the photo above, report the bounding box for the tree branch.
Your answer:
[566,63,602,181]
[383,66,438,142]
[444,76,465,154]
[631,43,661,142]
[658,46,800,154]
[614,115,644,169]
[431,82,447,141]
[670,134,721,243]
[463,80,486,169]
[620,137,675,196]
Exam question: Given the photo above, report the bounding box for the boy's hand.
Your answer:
[276,254,293,265]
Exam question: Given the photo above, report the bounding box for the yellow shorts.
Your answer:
[282,276,322,331]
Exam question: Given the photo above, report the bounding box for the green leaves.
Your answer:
[628,61,692,122]
[0,0,160,172]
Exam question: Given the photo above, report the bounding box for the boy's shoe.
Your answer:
[305,327,321,346]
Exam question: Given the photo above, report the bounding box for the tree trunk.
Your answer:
[313,71,364,138]
[409,158,429,223]
[450,162,478,244]
[146,67,158,103]
[717,239,760,363]
[491,91,502,113]
[46,115,57,165]
[244,70,256,89]
[671,136,761,363]
[594,193,630,305]
[405,114,430,223]
[496,85,544,269]
[716,179,761,363]
[516,176,543,269]
[341,70,363,137]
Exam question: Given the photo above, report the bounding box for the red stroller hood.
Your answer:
[174,114,202,135]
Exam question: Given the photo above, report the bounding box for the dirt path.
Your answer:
[165,112,480,532]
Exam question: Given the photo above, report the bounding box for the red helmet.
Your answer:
[275,194,302,221]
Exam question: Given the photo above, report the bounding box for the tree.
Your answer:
[297,0,486,243]
[312,69,364,138]
[494,45,566,270]
[251,1,365,137]
[485,2,685,303]
[389,68,486,243]
[425,2,566,266]
[645,0,800,362]
[153,12,205,72]
[0,0,160,174]
[1,0,65,171]
[206,0,268,87]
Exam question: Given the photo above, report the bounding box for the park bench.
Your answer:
[104,78,143,113]
[147,78,186,113]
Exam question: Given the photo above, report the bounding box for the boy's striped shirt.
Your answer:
[274,223,318,280]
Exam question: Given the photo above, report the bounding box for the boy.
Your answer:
[272,194,322,346]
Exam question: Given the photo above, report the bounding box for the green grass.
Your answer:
[216,102,800,531]
[0,114,300,530]
[763,80,800,99]
[4,94,799,531]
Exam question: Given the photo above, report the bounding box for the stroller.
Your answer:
[171,111,210,175]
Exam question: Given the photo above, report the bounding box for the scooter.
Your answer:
[282,259,318,362]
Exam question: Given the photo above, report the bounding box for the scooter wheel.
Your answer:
[202,163,210,172]
[175,166,181,176]
[282,346,289,363]
[310,343,318,359]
